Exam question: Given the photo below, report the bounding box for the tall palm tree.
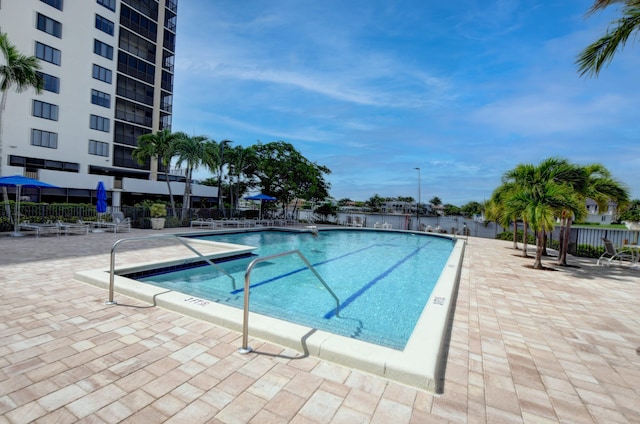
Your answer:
[203,139,232,216]
[132,129,182,213]
[0,32,43,215]
[502,163,539,256]
[174,133,207,219]
[577,0,640,77]
[226,145,256,211]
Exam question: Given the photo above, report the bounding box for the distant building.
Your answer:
[0,0,216,208]
[584,199,617,225]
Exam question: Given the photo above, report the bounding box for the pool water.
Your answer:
[135,230,454,350]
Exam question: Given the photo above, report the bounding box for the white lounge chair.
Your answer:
[597,238,633,266]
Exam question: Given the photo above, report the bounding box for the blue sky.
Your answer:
[172,0,640,205]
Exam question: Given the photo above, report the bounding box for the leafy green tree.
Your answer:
[429,196,442,206]
[314,203,338,223]
[132,129,181,213]
[367,194,385,212]
[174,133,207,218]
[461,201,483,216]
[577,0,640,77]
[443,204,461,216]
[620,199,640,221]
[337,198,352,206]
[252,141,331,218]
[0,32,43,212]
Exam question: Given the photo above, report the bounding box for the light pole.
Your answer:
[414,167,421,230]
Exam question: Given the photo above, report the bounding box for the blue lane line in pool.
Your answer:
[323,242,429,319]
[229,243,395,295]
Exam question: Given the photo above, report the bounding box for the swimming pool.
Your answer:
[75,227,465,391]
[132,230,454,350]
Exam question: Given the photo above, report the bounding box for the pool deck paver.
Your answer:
[0,227,639,423]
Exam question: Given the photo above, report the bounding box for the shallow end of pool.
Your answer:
[74,234,465,392]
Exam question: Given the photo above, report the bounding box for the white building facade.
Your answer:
[0,0,216,208]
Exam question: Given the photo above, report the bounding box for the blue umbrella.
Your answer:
[244,193,276,220]
[244,193,276,202]
[0,175,59,236]
[96,181,107,214]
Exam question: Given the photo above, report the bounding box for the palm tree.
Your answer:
[174,133,207,219]
[556,163,629,265]
[226,145,256,211]
[0,32,44,216]
[508,179,582,269]
[203,139,232,216]
[132,129,182,214]
[485,190,516,247]
[577,0,640,77]
[502,163,539,256]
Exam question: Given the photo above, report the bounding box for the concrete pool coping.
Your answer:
[74,229,465,392]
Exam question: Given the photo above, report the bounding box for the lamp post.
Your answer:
[414,167,421,230]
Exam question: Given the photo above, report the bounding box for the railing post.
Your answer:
[238,249,340,355]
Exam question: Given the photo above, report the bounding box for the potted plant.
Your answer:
[150,203,167,230]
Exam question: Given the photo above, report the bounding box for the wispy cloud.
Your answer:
[175,0,640,204]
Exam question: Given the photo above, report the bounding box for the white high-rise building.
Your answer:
[0,0,216,208]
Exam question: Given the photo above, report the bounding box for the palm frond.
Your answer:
[577,6,640,77]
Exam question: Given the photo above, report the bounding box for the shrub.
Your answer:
[150,203,167,218]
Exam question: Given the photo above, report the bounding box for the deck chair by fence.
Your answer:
[597,238,633,266]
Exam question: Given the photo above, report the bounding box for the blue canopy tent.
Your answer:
[244,193,276,220]
[0,175,60,237]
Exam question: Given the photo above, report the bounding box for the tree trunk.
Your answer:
[182,168,192,220]
[533,230,544,269]
[521,221,529,257]
[541,231,549,256]
[558,218,573,266]
[1,91,13,220]
[513,220,518,249]
[164,169,176,215]
[557,217,566,261]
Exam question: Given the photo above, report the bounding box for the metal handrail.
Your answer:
[106,234,236,304]
[238,249,340,354]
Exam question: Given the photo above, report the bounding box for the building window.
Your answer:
[93,39,113,60]
[90,114,110,132]
[89,140,109,157]
[36,72,60,93]
[40,0,63,10]
[36,13,62,38]
[95,15,114,36]
[91,89,111,108]
[32,100,59,121]
[31,129,58,148]
[35,42,61,65]
[92,64,112,84]
[97,0,116,12]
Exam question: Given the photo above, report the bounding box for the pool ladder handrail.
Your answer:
[239,249,340,354]
[106,234,237,304]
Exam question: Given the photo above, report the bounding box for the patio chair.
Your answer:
[597,238,634,266]
[112,212,131,232]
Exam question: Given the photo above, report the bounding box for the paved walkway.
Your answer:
[0,228,639,423]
